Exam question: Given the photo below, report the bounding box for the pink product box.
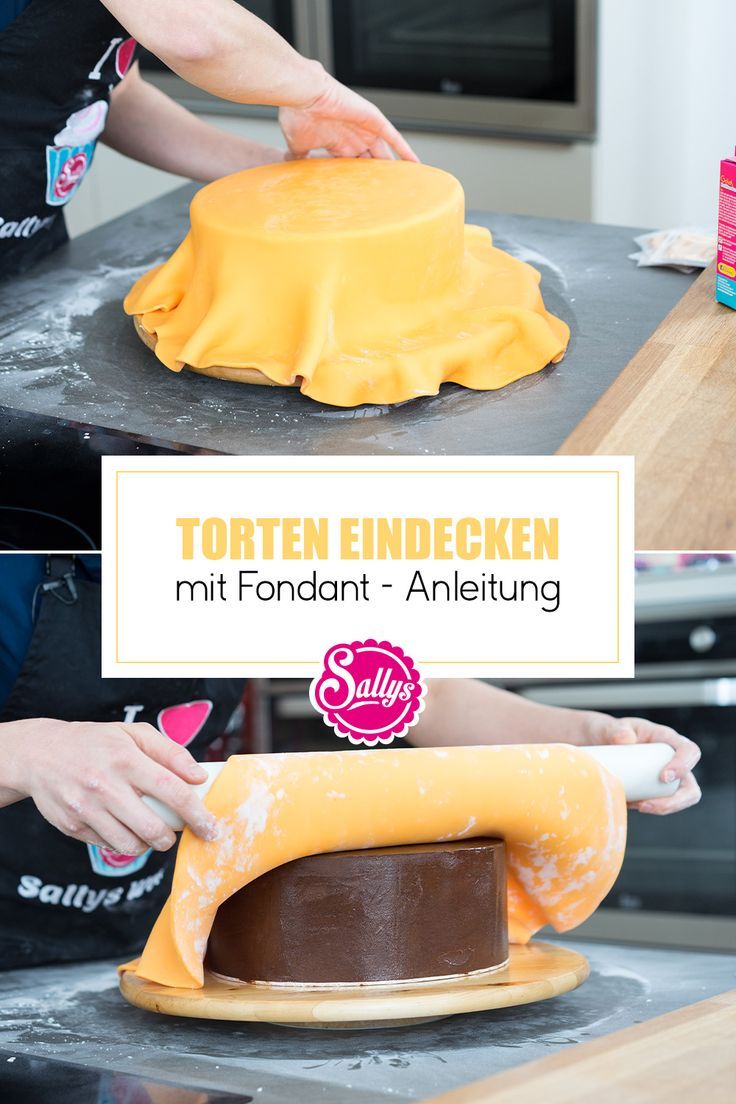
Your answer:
[717,150,736,310]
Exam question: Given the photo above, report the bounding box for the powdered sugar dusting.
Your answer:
[236,780,275,841]
[0,260,156,384]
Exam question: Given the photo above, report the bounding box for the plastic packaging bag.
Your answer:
[629,228,717,274]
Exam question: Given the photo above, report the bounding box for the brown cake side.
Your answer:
[205,838,508,986]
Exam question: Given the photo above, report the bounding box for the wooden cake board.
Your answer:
[119,941,589,1030]
[133,315,299,389]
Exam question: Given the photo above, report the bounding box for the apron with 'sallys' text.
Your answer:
[0,0,137,278]
[0,556,245,969]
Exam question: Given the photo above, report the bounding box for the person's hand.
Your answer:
[8,718,218,854]
[279,70,418,162]
[582,714,701,815]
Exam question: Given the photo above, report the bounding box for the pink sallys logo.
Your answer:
[310,639,426,746]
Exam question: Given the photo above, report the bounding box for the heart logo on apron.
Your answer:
[158,699,214,747]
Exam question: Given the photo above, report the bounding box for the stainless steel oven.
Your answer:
[308,0,596,140]
[140,1,597,142]
[520,564,736,951]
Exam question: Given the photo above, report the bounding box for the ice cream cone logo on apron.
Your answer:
[310,640,426,746]
[87,699,214,877]
[45,100,108,207]
[43,34,136,207]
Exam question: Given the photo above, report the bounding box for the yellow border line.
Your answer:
[115,469,120,666]
[113,660,622,666]
[115,469,622,476]
[616,471,621,664]
[114,468,626,668]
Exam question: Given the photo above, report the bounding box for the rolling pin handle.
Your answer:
[579,743,680,803]
[141,761,226,831]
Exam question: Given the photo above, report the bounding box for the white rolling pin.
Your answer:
[579,742,679,803]
[142,744,680,832]
[143,761,227,831]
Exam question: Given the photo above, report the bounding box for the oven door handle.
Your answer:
[519,678,736,710]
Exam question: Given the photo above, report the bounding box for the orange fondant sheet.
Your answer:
[131,747,626,989]
[124,159,570,408]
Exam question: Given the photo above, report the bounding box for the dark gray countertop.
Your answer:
[0,187,695,456]
[0,941,734,1102]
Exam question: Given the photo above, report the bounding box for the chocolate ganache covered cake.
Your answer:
[205,838,508,987]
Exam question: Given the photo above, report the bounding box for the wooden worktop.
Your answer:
[426,987,736,1104]
[560,264,736,551]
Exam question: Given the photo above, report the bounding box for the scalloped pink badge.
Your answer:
[310,639,426,746]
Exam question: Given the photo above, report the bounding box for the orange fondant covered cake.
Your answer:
[124,159,570,408]
[128,746,625,990]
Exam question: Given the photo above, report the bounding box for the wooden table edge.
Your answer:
[557,264,736,550]
[557,265,717,456]
[421,987,736,1103]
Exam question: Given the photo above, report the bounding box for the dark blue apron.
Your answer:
[0,555,245,968]
[0,0,137,277]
